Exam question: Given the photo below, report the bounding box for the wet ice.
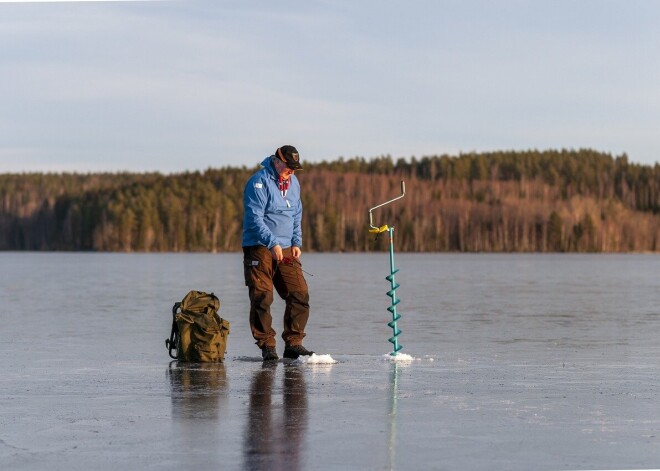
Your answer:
[1,253,659,471]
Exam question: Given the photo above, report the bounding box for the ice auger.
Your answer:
[368,181,406,356]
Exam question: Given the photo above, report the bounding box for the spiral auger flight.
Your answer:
[385,230,403,354]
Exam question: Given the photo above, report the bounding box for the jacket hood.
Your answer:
[260,156,277,177]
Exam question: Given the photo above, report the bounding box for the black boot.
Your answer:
[261,345,279,361]
[283,344,314,359]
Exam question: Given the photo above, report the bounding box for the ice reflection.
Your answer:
[167,361,228,420]
[388,362,400,471]
[244,363,308,471]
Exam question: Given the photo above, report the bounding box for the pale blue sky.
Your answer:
[1,0,659,173]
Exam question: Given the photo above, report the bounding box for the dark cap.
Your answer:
[275,145,303,170]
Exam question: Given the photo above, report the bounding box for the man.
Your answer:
[242,145,314,361]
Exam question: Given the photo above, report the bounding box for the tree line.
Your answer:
[1,149,659,252]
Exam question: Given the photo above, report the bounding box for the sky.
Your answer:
[1,0,659,173]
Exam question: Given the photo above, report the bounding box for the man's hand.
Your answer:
[292,246,302,259]
[270,244,284,261]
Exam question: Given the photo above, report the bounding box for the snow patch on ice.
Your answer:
[382,353,415,362]
[300,353,338,364]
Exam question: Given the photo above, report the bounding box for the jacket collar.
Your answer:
[260,156,279,180]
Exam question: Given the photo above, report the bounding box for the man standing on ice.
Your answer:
[242,145,314,362]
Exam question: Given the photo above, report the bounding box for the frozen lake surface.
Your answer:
[1,252,659,470]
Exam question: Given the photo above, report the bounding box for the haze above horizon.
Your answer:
[1,0,659,173]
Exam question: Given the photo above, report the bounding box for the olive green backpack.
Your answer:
[166,290,230,362]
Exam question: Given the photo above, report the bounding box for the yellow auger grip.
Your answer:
[369,225,389,234]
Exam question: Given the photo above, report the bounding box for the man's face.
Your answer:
[280,167,295,180]
[275,159,295,180]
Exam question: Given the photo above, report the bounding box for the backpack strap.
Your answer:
[165,302,181,359]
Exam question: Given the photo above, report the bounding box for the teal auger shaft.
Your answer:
[385,227,403,355]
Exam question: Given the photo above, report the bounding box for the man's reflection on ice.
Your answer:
[243,363,308,471]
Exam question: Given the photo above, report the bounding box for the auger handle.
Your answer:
[368,180,406,230]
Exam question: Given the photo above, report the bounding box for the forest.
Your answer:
[1,149,659,252]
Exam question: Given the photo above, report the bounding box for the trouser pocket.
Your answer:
[243,246,273,289]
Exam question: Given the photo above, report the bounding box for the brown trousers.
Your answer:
[243,246,310,348]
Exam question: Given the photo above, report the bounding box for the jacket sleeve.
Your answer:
[292,185,303,248]
[243,177,278,249]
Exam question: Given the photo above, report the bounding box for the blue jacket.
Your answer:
[242,156,303,249]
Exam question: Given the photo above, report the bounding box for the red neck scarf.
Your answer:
[278,176,290,197]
